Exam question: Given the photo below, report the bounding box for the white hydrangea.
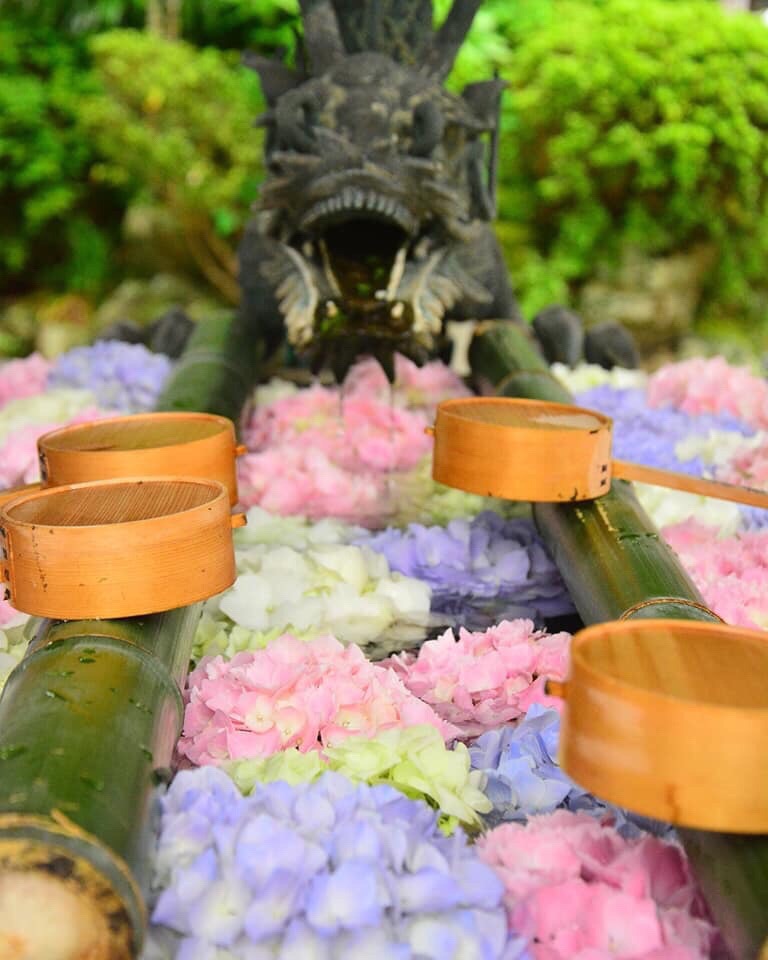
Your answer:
[0,622,30,693]
[551,362,647,396]
[634,483,744,537]
[252,377,300,408]
[0,388,98,445]
[675,429,765,473]
[197,517,432,656]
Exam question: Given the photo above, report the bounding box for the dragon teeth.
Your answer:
[301,188,417,234]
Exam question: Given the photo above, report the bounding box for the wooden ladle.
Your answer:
[552,618,768,832]
[0,411,246,508]
[431,396,768,510]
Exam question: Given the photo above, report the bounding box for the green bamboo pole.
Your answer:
[155,308,261,424]
[0,608,199,958]
[677,829,768,960]
[469,318,768,959]
[0,310,259,958]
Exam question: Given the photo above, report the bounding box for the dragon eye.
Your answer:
[410,100,444,157]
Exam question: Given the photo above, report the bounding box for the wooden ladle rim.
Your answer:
[0,476,230,530]
[570,618,768,714]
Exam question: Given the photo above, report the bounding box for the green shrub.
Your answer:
[178,0,299,54]
[0,21,124,294]
[496,0,768,313]
[1,0,299,53]
[80,29,265,303]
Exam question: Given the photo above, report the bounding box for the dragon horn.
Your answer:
[299,0,345,74]
[426,0,483,79]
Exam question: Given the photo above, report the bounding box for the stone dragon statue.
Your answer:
[236,0,636,381]
[109,0,634,377]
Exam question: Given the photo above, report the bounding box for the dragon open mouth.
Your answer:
[276,189,447,355]
[302,218,412,332]
[268,177,488,378]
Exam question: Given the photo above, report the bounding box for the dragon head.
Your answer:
[247,0,503,377]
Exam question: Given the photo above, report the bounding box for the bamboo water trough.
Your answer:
[0,310,764,957]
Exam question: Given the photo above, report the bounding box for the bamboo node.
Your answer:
[619,597,723,622]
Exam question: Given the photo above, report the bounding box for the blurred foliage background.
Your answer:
[1,0,767,358]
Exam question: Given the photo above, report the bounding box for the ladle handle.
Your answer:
[611,459,768,510]
[0,482,42,509]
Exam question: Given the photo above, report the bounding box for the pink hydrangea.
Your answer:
[662,519,768,628]
[237,445,386,525]
[0,407,106,490]
[715,441,768,491]
[0,596,24,627]
[239,370,442,524]
[477,811,717,960]
[244,386,430,471]
[647,357,768,430]
[179,633,460,765]
[384,619,571,738]
[0,354,51,410]
[343,353,470,411]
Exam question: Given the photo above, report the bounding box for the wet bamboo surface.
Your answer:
[0,607,200,958]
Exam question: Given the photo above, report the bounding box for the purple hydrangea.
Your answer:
[47,341,172,411]
[574,385,754,474]
[470,705,673,840]
[741,505,768,529]
[150,769,511,959]
[357,511,575,628]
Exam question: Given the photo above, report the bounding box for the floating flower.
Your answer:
[237,355,469,527]
[237,443,389,525]
[647,356,768,430]
[635,483,745,538]
[662,519,768,628]
[384,620,569,738]
[709,431,768,493]
[231,725,491,833]
[470,706,673,839]
[0,406,106,490]
[477,811,717,960]
[573,385,751,474]
[358,512,574,627]
[47,341,172,411]
[0,623,29,693]
[387,455,521,527]
[179,634,459,767]
[0,354,51,410]
[195,533,431,658]
[469,706,574,825]
[0,388,97,446]
[150,768,510,959]
[233,506,359,552]
[244,384,431,471]
[551,362,647,396]
[342,353,470,412]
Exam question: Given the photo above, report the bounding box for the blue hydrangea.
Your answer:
[470,706,673,840]
[48,341,172,412]
[356,511,575,629]
[574,385,754,474]
[149,769,511,959]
